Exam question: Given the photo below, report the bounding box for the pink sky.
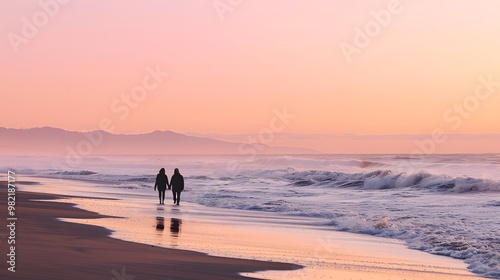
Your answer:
[1,0,500,153]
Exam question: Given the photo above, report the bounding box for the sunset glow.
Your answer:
[1,0,500,152]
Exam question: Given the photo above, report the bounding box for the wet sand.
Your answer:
[0,178,489,280]
[69,200,486,280]
[0,186,298,280]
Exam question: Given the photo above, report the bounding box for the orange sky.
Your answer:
[1,0,500,152]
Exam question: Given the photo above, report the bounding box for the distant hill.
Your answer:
[0,127,317,155]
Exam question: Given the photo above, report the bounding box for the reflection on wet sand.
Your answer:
[169,218,182,247]
[170,218,182,237]
[156,216,165,230]
[154,215,182,246]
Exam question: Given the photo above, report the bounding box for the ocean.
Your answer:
[3,154,500,278]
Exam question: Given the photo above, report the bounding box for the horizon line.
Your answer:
[3,126,500,138]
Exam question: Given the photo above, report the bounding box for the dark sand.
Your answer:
[0,186,299,280]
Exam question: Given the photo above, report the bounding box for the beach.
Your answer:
[0,186,298,280]
[0,175,490,279]
[3,0,500,278]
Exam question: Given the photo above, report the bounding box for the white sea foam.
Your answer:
[2,154,500,278]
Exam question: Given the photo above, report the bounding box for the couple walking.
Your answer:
[154,168,184,205]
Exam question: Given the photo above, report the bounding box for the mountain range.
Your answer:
[0,127,316,155]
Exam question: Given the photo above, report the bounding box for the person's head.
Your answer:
[159,168,165,175]
[174,168,180,174]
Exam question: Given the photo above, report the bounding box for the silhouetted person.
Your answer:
[154,168,169,204]
[170,168,184,205]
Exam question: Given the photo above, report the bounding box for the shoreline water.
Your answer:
[0,186,299,279]
[5,177,490,279]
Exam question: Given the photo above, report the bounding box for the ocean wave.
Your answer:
[187,167,500,278]
[359,160,389,168]
[189,175,214,180]
[52,170,98,176]
[490,201,500,207]
[268,169,500,193]
[325,216,500,278]
[38,166,500,194]
[24,161,500,278]
[122,177,154,183]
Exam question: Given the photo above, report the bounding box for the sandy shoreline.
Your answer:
[62,195,488,280]
[0,187,299,280]
[0,178,490,280]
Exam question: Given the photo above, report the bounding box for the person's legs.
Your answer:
[161,190,165,204]
[176,191,181,205]
[158,191,162,204]
[172,189,176,204]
